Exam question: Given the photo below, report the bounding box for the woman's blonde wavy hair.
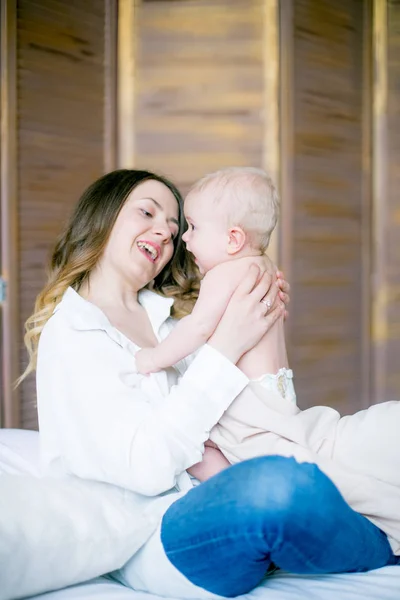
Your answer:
[18,169,199,384]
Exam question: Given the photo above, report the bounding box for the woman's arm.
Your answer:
[38,320,248,496]
[37,266,283,497]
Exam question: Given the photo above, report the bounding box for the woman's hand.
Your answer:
[208,265,285,364]
[257,255,290,319]
[276,270,290,319]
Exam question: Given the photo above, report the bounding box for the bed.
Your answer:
[1,429,399,600]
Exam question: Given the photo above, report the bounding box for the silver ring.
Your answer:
[261,298,272,311]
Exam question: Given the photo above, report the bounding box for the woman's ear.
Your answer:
[227,226,246,255]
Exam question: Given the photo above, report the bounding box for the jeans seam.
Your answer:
[164,528,270,556]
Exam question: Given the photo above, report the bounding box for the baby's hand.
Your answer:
[135,348,159,375]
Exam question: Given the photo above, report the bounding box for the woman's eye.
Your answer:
[141,209,152,217]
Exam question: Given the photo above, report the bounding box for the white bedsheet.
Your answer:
[1,429,399,600]
[29,568,400,600]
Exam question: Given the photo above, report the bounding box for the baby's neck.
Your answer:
[202,246,265,277]
[227,245,263,262]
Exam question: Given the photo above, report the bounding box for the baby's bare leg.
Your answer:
[238,316,288,380]
[187,445,231,482]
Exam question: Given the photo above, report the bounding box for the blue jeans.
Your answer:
[161,456,397,597]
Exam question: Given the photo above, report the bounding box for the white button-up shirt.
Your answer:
[36,287,249,500]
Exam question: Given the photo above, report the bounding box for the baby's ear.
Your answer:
[227,226,246,255]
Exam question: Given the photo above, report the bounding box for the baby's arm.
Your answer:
[135,265,237,374]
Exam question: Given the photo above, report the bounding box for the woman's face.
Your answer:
[101,179,180,290]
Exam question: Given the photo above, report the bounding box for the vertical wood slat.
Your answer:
[262,0,280,265]
[371,0,388,403]
[17,0,107,429]
[117,0,137,168]
[360,0,373,408]
[118,0,282,263]
[0,0,20,428]
[371,0,400,402]
[279,0,295,320]
[104,0,118,172]
[132,0,266,195]
[289,0,366,414]
[385,0,400,399]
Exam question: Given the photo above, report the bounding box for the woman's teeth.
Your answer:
[137,241,158,261]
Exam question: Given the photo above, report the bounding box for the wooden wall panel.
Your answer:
[9,0,398,429]
[288,0,367,413]
[134,0,265,196]
[17,0,107,429]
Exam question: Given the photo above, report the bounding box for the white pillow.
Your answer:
[0,474,156,600]
[0,429,42,476]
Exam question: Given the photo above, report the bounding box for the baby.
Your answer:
[133,169,400,553]
[135,167,295,479]
[134,168,400,533]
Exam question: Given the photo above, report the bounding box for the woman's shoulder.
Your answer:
[54,287,110,329]
[39,287,111,353]
[37,294,133,375]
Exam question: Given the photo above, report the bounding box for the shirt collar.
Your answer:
[54,287,174,346]
[138,288,175,336]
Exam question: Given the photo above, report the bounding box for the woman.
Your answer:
[22,170,396,599]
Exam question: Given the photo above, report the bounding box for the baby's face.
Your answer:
[182,192,229,275]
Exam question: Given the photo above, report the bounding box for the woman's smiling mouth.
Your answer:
[137,240,160,263]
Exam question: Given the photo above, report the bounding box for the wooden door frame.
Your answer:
[1,0,20,428]
[105,0,119,172]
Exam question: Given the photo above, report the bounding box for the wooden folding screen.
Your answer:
[1,0,399,428]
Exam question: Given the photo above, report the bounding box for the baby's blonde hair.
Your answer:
[187,167,279,252]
